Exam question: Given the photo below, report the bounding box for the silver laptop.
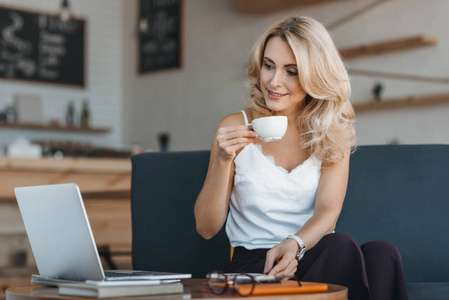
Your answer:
[15,183,191,283]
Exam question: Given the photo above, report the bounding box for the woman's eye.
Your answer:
[287,70,298,76]
[263,63,273,70]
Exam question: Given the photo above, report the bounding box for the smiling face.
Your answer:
[260,36,307,117]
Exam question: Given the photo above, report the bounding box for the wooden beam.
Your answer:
[326,0,389,31]
[237,0,351,15]
[353,92,449,112]
[348,68,449,84]
[340,35,437,59]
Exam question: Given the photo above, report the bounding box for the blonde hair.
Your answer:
[246,16,356,167]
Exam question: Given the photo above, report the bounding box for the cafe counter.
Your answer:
[0,155,133,297]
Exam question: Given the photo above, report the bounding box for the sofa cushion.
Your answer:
[337,144,449,282]
[131,144,449,286]
[407,282,449,300]
[131,151,230,278]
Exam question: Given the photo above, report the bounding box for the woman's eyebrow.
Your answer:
[263,57,296,67]
[263,57,275,64]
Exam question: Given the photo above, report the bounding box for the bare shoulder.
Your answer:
[217,111,247,128]
[320,147,351,176]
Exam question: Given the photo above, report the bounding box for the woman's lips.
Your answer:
[267,89,288,100]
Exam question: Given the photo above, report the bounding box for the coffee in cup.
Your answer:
[250,116,287,142]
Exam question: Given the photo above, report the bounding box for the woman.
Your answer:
[194,16,408,300]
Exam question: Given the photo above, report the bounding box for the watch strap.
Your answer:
[285,234,305,248]
[284,234,306,261]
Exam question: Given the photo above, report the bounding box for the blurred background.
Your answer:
[1,0,449,156]
[1,0,449,296]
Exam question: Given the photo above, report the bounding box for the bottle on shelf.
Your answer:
[5,105,16,123]
[80,100,90,128]
[66,102,75,127]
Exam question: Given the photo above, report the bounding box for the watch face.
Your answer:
[297,247,305,261]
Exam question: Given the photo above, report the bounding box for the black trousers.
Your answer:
[223,233,408,300]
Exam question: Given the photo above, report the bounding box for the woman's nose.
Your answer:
[270,70,283,88]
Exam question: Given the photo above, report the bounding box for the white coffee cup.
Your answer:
[250,116,288,142]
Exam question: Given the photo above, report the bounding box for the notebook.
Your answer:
[14,183,191,284]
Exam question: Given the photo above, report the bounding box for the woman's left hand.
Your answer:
[264,239,299,278]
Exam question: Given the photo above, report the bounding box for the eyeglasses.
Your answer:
[206,271,301,297]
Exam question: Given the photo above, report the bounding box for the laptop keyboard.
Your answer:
[105,272,151,278]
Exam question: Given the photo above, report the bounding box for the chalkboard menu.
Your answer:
[0,6,86,87]
[138,0,183,73]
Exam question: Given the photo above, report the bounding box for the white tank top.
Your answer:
[225,112,322,249]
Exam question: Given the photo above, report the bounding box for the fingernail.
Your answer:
[252,132,258,138]
[263,267,268,273]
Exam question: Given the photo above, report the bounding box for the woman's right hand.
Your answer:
[195,114,257,239]
[215,125,258,161]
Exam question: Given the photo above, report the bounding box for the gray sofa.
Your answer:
[131,145,449,300]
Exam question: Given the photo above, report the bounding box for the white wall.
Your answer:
[0,0,124,154]
[122,0,449,151]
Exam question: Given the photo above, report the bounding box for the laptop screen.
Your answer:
[15,183,105,281]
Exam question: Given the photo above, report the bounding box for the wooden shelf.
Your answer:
[0,122,110,133]
[237,0,346,14]
[353,92,449,112]
[340,35,437,59]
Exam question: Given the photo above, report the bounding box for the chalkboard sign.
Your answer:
[0,6,86,87]
[138,0,183,73]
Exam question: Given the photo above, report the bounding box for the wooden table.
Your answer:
[6,279,347,300]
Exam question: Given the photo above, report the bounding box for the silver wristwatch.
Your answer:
[284,234,306,261]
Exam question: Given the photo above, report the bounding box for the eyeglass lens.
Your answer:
[233,274,256,296]
[207,272,228,295]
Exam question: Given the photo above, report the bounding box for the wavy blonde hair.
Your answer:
[246,16,356,167]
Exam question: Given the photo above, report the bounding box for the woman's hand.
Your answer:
[215,125,258,161]
[264,239,299,278]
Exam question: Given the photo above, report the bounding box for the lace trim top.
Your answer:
[225,142,322,250]
[251,143,311,174]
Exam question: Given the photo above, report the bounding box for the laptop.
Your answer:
[14,183,191,283]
